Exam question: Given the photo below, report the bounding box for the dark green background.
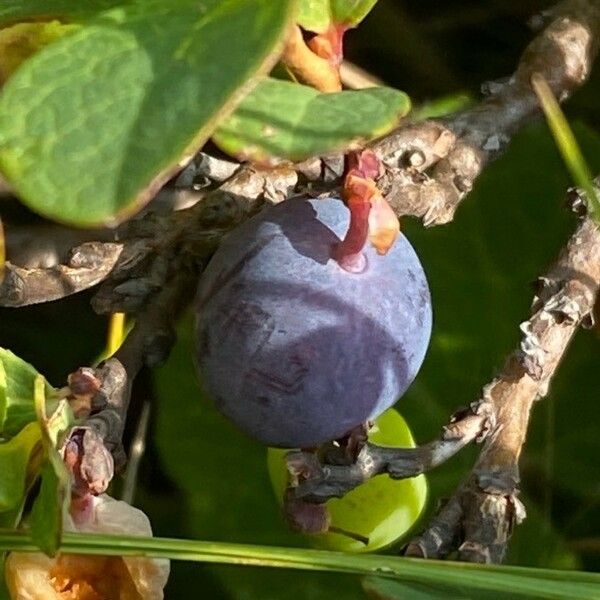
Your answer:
[1,1,599,597]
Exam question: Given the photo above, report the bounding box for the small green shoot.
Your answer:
[531,72,600,223]
[106,312,127,357]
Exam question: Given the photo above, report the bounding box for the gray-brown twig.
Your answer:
[0,242,123,307]
[406,205,600,563]
[64,267,198,494]
[374,0,600,225]
[288,402,493,503]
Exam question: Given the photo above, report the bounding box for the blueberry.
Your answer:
[195,197,432,448]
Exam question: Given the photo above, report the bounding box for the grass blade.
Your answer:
[531,73,600,223]
[0,530,598,599]
[106,312,127,356]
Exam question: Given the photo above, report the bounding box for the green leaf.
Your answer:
[0,20,78,85]
[297,0,379,32]
[0,0,294,226]
[0,422,41,514]
[363,578,470,600]
[362,577,544,600]
[0,348,54,439]
[213,79,410,163]
[30,375,71,556]
[30,459,67,556]
[298,0,331,33]
[330,0,379,27]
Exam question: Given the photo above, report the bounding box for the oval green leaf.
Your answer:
[0,0,294,226]
[298,0,331,33]
[330,0,379,27]
[0,421,41,513]
[0,347,54,439]
[30,374,72,556]
[213,78,410,163]
[298,0,379,32]
[30,459,66,556]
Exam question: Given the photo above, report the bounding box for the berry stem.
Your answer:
[331,199,370,273]
[332,150,384,273]
[328,526,370,546]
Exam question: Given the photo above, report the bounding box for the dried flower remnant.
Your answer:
[332,149,400,272]
[5,495,169,600]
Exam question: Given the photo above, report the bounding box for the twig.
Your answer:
[374,0,600,225]
[3,224,114,269]
[290,191,600,563]
[65,267,198,494]
[289,402,493,503]
[408,205,600,563]
[0,242,123,307]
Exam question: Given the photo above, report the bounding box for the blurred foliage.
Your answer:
[1,0,600,598]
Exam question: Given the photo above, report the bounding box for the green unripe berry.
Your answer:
[267,408,427,552]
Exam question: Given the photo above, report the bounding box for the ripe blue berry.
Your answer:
[195,197,431,448]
